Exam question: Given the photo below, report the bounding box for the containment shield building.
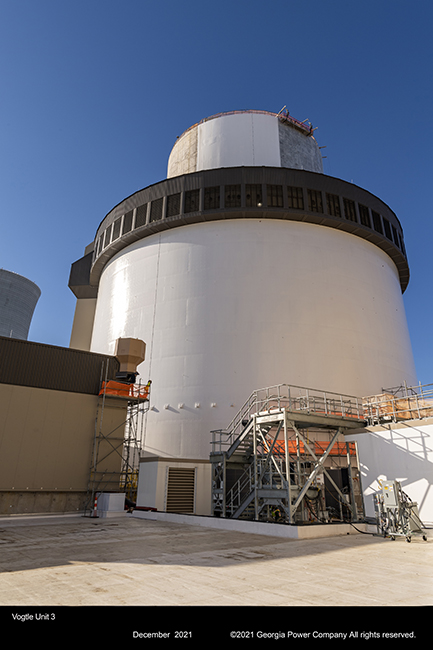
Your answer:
[69,109,417,515]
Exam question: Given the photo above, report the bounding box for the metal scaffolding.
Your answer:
[84,360,150,516]
[210,384,366,525]
[363,382,433,425]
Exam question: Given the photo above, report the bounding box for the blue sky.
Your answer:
[1,0,432,385]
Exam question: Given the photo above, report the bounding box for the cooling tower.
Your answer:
[69,109,417,461]
[0,269,41,340]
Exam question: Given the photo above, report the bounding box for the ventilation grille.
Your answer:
[166,467,196,513]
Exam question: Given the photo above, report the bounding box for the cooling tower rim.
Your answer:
[0,268,41,296]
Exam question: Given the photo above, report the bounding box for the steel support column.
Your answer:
[289,424,342,517]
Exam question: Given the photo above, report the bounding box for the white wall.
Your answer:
[197,112,281,171]
[347,420,433,526]
[136,459,159,509]
[136,458,212,515]
[90,218,417,462]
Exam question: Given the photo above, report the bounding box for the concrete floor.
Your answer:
[0,512,431,640]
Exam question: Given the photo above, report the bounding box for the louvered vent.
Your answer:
[165,467,196,513]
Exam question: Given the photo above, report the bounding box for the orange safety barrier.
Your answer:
[270,440,305,455]
[261,440,355,456]
[315,441,356,456]
[99,380,150,400]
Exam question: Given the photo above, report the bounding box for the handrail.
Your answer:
[211,383,365,454]
[211,381,433,456]
[225,462,259,516]
[277,110,315,135]
[363,387,433,424]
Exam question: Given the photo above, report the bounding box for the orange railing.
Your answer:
[99,380,150,400]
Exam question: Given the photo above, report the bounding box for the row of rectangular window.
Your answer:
[96,185,405,257]
[312,190,405,252]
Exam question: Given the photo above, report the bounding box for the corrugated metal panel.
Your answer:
[0,336,119,395]
[68,253,98,299]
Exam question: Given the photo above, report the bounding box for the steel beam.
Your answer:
[289,425,342,516]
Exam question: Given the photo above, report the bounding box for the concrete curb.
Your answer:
[131,509,372,539]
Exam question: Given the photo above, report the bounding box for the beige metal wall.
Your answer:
[0,383,127,515]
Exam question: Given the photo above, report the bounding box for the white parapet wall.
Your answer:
[347,418,433,526]
[131,509,370,539]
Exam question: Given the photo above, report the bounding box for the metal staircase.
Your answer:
[210,383,366,524]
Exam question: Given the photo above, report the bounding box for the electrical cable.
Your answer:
[349,522,376,535]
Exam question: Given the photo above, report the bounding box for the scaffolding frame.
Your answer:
[364,382,433,425]
[83,360,150,516]
[210,384,366,525]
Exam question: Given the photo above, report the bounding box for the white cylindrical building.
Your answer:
[167,109,324,177]
[69,109,417,511]
[0,269,41,340]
